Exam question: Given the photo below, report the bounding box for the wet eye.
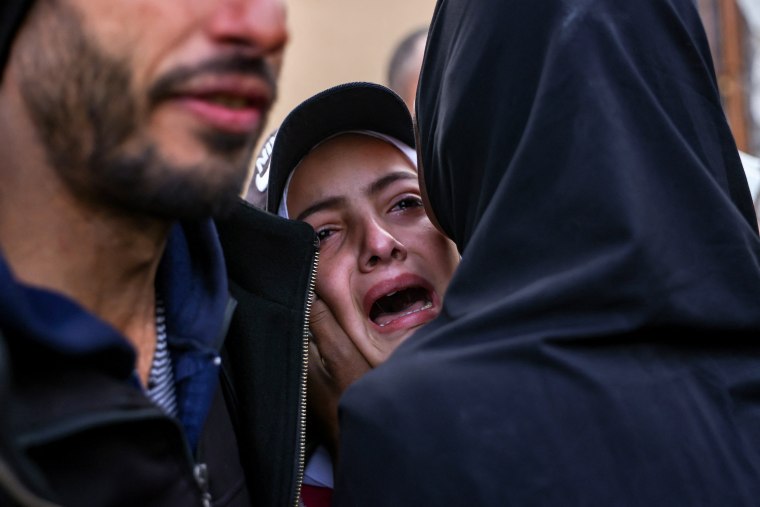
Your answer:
[315,228,335,248]
[391,197,424,212]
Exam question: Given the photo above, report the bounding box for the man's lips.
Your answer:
[363,273,440,334]
[165,76,272,134]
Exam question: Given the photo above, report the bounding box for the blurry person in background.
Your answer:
[265,83,460,507]
[387,27,427,112]
[334,0,760,505]
[0,0,321,506]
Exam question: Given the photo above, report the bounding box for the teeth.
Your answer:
[386,291,397,297]
[377,301,432,327]
[209,95,248,109]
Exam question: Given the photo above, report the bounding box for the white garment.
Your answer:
[303,445,334,489]
[739,150,760,203]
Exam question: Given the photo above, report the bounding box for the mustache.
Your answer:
[148,55,277,106]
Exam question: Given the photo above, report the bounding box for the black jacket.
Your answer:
[334,0,760,505]
[1,201,318,507]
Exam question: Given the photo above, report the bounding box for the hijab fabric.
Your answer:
[334,0,760,504]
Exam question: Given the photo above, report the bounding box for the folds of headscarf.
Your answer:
[332,2,760,503]
[414,0,760,333]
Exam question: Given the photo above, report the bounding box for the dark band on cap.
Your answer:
[265,82,415,214]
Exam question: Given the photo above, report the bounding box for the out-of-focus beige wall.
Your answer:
[246,0,436,189]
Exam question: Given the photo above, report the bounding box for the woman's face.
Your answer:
[287,134,460,366]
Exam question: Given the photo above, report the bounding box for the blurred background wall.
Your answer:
[277,0,436,106]
[253,0,436,151]
[264,0,758,156]
[698,0,759,155]
[247,0,759,201]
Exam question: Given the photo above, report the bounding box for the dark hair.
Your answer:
[387,27,428,93]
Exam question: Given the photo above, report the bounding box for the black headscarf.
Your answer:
[0,0,34,81]
[334,0,760,504]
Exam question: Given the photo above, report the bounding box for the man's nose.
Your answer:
[205,0,288,56]
[359,219,407,272]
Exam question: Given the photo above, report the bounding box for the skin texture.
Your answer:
[14,0,286,219]
[287,134,459,367]
[286,133,460,462]
[306,298,370,464]
[0,0,287,385]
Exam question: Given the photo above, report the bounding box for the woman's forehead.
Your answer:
[287,136,418,217]
[294,135,416,188]
[311,133,413,164]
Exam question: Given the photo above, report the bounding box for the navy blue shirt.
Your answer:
[0,219,230,453]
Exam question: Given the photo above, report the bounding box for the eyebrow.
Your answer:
[295,170,418,222]
[363,171,418,197]
[295,196,348,221]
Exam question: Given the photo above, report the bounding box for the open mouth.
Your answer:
[369,287,433,328]
[174,90,267,134]
[194,92,262,110]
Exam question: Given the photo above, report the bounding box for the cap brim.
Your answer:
[266,82,415,214]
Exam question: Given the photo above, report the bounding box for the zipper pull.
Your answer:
[193,463,213,507]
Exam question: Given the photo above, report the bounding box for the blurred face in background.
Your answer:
[10,0,287,218]
[399,34,425,112]
[286,134,460,366]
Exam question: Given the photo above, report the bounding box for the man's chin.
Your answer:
[132,176,245,220]
[90,146,249,221]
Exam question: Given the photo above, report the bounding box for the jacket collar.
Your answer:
[0,219,229,366]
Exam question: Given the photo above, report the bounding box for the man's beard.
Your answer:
[15,1,274,220]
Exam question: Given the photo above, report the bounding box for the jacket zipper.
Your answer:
[293,245,319,507]
[193,463,212,507]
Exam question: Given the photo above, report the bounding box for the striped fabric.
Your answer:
[146,298,178,417]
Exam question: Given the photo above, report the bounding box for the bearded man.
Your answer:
[0,1,318,506]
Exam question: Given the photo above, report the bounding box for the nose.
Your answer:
[359,217,407,272]
[205,0,289,56]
